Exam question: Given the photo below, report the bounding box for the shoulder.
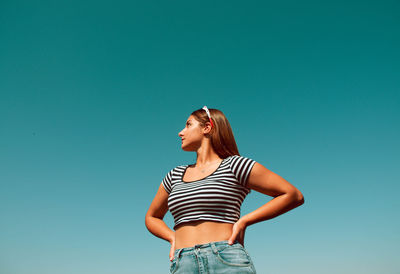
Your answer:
[163,164,188,178]
[227,154,257,169]
[174,164,189,173]
[226,155,257,187]
[227,154,257,165]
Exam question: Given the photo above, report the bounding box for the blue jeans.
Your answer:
[170,240,257,273]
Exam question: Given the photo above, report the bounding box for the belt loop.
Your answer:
[176,248,183,260]
[210,242,219,255]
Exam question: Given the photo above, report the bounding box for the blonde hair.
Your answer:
[190,108,241,158]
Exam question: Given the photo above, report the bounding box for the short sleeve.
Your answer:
[161,168,174,194]
[229,155,257,187]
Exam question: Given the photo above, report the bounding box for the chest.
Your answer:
[182,165,220,182]
[167,178,249,209]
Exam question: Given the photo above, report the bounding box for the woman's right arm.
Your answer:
[145,182,175,245]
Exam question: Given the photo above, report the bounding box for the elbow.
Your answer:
[297,195,304,206]
[145,213,153,230]
[289,190,304,206]
[296,191,305,206]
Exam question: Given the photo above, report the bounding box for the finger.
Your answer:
[228,231,238,245]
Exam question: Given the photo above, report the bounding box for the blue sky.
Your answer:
[1,0,399,273]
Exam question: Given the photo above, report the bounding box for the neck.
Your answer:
[195,154,222,167]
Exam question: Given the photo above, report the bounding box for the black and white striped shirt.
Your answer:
[162,155,257,229]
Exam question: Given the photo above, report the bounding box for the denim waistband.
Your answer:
[174,240,240,259]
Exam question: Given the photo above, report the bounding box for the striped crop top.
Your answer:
[161,155,257,229]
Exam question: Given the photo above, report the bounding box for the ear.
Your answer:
[203,121,213,134]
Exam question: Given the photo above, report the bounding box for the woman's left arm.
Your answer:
[228,162,304,244]
[243,162,304,225]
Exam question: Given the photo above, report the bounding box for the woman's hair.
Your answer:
[190,108,241,158]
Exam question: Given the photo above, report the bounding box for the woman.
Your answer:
[145,106,304,273]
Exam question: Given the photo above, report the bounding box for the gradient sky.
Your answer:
[1,0,399,273]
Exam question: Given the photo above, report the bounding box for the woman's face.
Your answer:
[178,115,206,151]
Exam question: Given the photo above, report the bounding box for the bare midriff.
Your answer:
[174,220,234,250]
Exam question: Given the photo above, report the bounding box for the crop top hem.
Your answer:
[173,217,237,230]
